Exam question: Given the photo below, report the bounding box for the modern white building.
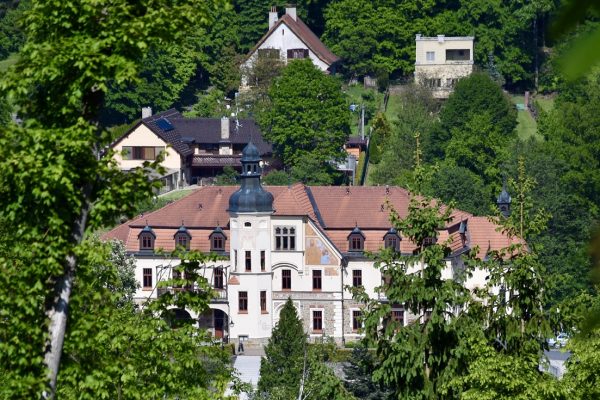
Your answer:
[414,34,475,98]
[104,144,515,347]
[240,6,339,89]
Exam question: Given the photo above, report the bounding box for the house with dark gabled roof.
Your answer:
[240,5,339,89]
[111,109,272,191]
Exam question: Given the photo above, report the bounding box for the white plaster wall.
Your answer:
[229,273,273,340]
[113,124,181,170]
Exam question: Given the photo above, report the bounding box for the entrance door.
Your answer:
[214,309,225,339]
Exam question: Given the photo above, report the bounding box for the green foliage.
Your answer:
[291,157,340,186]
[55,243,233,399]
[258,59,350,172]
[343,342,394,400]
[433,73,516,160]
[479,158,551,355]
[0,0,229,397]
[323,0,555,86]
[0,0,26,59]
[262,169,292,186]
[371,85,438,186]
[258,298,305,398]
[215,166,238,186]
[102,44,198,123]
[354,156,476,398]
[426,161,490,216]
[187,88,230,118]
[448,335,567,400]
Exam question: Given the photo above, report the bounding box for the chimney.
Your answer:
[141,106,152,119]
[285,4,297,21]
[269,6,278,29]
[220,117,230,140]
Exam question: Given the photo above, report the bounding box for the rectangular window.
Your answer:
[274,226,296,250]
[312,270,322,291]
[141,235,153,250]
[392,309,404,328]
[352,270,362,287]
[258,48,280,59]
[312,310,323,332]
[282,269,291,290]
[446,49,470,61]
[350,236,363,251]
[261,250,266,271]
[122,146,132,160]
[352,310,362,332]
[239,291,248,312]
[211,235,224,251]
[214,267,224,289]
[287,48,309,59]
[260,291,267,313]
[127,146,165,160]
[234,250,238,268]
[426,51,435,62]
[245,251,252,272]
[143,268,152,288]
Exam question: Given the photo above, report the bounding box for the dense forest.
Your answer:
[1,0,600,399]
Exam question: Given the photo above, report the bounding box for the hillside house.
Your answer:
[414,34,474,99]
[240,6,339,89]
[111,109,272,191]
[104,143,517,347]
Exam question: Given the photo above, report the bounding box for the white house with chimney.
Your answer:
[414,34,475,99]
[240,6,339,89]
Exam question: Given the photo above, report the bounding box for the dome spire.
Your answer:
[228,142,274,214]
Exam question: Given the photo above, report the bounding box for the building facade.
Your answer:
[104,144,514,347]
[414,34,475,99]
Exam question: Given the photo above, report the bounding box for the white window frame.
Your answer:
[426,51,435,62]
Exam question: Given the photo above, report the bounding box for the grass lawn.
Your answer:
[384,91,403,122]
[511,94,541,141]
[160,188,195,201]
[0,53,18,73]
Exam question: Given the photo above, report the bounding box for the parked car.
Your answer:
[548,333,569,348]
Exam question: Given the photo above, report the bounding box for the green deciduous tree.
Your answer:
[0,0,227,397]
[258,59,350,175]
[353,148,476,399]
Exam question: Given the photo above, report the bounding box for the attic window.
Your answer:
[423,236,437,247]
[287,49,308,59]
[384,230,401,251]
[140,234,154,250]
[349,236,364,251]
[348,226,365,252]
[174,225,191,251]
[209,228,227,252]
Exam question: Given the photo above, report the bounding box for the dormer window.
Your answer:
[384,228,401,251]
[174,224,191,251]
[138,225,156,251]
[210,227,227,252]
[458,220,468,247]
[423,236,437,247]
[348,226,365,252]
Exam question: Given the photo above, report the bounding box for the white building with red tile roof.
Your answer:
[103,144,517,346]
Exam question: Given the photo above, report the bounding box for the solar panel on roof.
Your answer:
[156,118,174,131]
